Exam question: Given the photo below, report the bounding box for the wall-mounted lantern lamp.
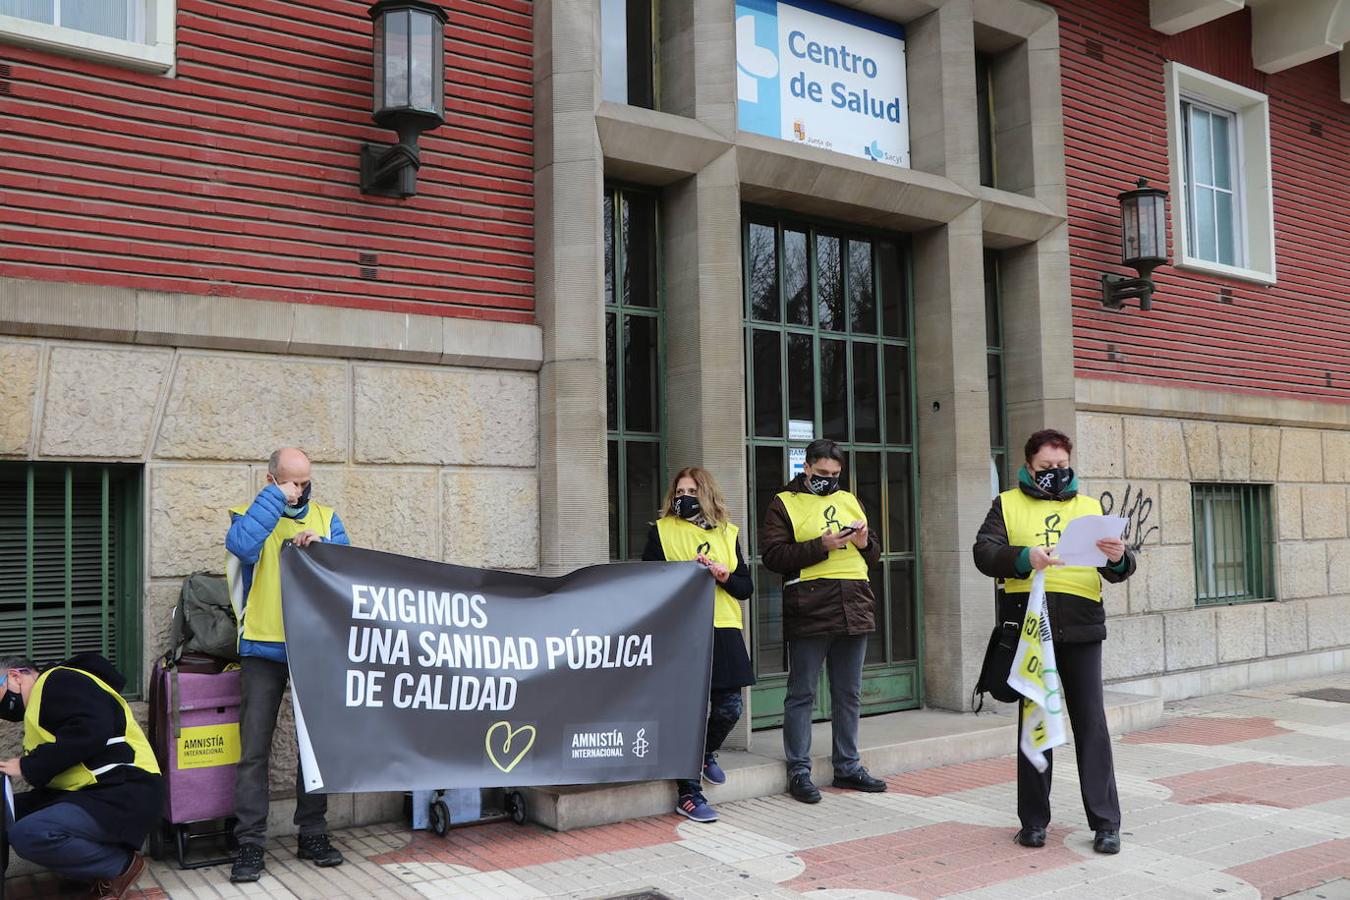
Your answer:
[360,0,447,198]
[1101,178,1168,311]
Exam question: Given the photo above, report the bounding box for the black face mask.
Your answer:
[807,474,840,496]
[674,496,702,521]
[0,688,24,722]
[1034,466,1074,497]
[295,482,312,508]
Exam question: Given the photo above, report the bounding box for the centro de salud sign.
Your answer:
[735,0,910,168]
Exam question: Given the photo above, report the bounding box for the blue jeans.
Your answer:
[783,634,868,778]
[9,800,131,881]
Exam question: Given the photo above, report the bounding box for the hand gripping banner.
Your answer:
[279,543,714,793]
[1005,570,1066,773]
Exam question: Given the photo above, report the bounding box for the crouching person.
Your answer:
[0,653,162,900]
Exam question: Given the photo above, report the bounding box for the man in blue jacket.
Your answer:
[225,447,349,883]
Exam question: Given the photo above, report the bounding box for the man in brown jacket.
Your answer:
[761,439,886,803]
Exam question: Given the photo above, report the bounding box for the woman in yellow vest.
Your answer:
[642,466,755,823]
[973,429,1135,856]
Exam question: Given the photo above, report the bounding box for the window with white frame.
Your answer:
[0,0,174,72]
[1165,62,1275,284]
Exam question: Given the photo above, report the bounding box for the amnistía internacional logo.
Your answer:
[735,0,910,168]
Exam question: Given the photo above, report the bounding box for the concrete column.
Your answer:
[535,0,609,574]
[661,151,751,751]
[914,206,996,713]
[997,17,1074,450]
[906,0,980,184]
[1001,224,1076,449]
[907,0,991,714]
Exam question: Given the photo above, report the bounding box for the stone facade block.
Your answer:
[355,365,537,467]
[1075,413,1124,478]
[1277,540,1327,600]
[1278,428,1323,482]
[1328,540,1350,595]
[1103,614,1164,680]
[1124,417,1189,480]
[1216,603,1266,663]
[39,345,171,459]
[155,354,349,462]
[1302,484,1348,539]
[1323,432,1350,483]
[1307,595,1350,650]
[1182,421,1220,480]
[1276,484,1303,540]
[1128,544,1196,614]
[150,465,251,577]
[1217,424,1251,481]
[0,340,39,455]
[1159,480,1192,546]
[442,469,539,570]
[1163,608,1216,670]
[1265,600,1308,657]
[142,581,180,679]
[1249,427,1280,482]
[265,465,441,560]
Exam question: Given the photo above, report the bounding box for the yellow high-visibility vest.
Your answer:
[1000,489,1103,602]
[24,666,160,791]
[227,502,333,643]
[655,517,745,628]
[775,489,870,582]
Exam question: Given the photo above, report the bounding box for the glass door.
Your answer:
[742,210,921,728]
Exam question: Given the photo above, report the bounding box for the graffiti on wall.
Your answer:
[1099,484,1159,552]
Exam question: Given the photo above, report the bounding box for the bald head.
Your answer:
[268,447,311,485]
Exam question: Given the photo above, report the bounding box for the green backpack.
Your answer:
[168,572,239,662]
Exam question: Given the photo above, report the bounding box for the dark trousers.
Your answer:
[675,688,743,797]
[1017,640,1120,832]
[784,634,867,778]
[234,656,328,846]
[9,800,130,881]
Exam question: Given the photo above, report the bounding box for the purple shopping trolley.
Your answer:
[147,655,241,868]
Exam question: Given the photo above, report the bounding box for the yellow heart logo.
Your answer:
[485,721,536,774]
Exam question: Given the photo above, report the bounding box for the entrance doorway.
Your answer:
[742,210,921,728]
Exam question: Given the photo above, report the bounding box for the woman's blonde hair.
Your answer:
[659,467,731,527]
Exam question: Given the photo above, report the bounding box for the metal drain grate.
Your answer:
[1297,688,1350,704]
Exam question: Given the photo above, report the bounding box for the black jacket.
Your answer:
[760,475,882,639]
[16,653,164,850]
[973,479,1136,644]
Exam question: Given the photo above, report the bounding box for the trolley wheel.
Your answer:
[225,817,239,852]
[429,799,450,837]
[506,791,527,825]
[147,821,167,861]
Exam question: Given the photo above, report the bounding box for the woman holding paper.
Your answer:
[643,467,756,824]
[972,429,1136,855]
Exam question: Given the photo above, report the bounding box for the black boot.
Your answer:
[230,843,266,883]
[297,832,345,867]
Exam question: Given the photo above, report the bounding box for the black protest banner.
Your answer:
[279,542,715,793]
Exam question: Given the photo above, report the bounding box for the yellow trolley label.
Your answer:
[176,723,241,770]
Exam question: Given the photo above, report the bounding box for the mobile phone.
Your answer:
[836,526,858,537]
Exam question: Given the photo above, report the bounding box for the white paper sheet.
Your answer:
[1053,515,1128,566]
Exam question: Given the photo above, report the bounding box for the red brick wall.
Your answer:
[0,0,533,323]
[1047,0,1350,401]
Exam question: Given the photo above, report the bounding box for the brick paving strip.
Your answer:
[9,673,1350,899]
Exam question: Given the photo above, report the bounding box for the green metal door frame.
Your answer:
[740,206,922,729]
[604,182,667,561]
